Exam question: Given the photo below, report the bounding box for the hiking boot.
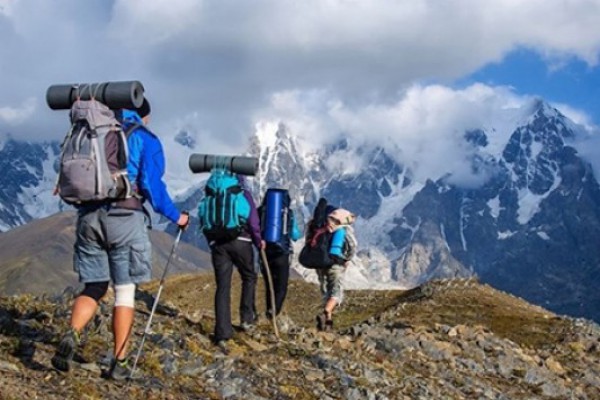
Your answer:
[240,322,255,333]
[316,313,327,332]
[216,340,230,355]
[275,314,292,334]
[51,329,80,372]
[109,358,131,381]
[324,319,334,332]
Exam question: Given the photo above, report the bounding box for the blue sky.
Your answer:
[461,49,600,125]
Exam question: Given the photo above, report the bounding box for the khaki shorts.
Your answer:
[317,264,345,304]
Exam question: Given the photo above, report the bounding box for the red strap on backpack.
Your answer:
[309,226,329,247]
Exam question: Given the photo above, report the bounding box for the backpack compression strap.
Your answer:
[309,226,330,247]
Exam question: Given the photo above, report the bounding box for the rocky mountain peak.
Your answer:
[0,137,62,231]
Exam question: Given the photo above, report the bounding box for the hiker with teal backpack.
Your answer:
[299,198,357,332]
[198,171,265,351]
[51,96,189,380]
[258,188,302,319]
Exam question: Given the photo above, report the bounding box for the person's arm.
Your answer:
[343,227,358,266]
[138,130,182,225]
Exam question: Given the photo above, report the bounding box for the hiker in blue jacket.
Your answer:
[52,98,189,380]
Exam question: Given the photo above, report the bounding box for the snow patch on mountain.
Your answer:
[487,196,501,219]
[19,152,60,220]
[516,172,561,225]
[355,180,423,255]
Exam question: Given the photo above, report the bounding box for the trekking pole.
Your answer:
[129,228,183,381]
[260,249,280,339]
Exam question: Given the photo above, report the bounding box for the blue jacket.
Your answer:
[121,110,180,224]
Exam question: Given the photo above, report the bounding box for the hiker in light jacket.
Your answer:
[52,98,189,380]
[210,174,265,351]
[314,207,357,332]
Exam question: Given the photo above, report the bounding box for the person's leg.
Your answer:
[111,284,136,360]
[106,210,150,363]
[270,253,290,315]
[260,258,273,318]
[324,265,345,329]
[212,243,235,341]
[317,269,328,304]
[71,211,111,331]
[53,210,110,372]
[231,240,257,325]
[324,297,337,320]
[324,269,337,320]
[315,269,329,331]
[71,281,110,330]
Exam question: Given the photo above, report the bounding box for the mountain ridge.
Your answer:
[0,211,212,296]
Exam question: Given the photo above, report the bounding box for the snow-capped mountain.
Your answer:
[0,135,63,231]
[244,100,600,321]
[2,99,600,322]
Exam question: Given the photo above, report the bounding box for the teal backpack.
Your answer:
[198,169,251,243]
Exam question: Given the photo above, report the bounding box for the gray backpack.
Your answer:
[56,99,133,205]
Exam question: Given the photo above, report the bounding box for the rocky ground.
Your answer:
[0,274,599,399]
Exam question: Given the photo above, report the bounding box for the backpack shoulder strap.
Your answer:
[310,226,330,247]
[124,123,141,138]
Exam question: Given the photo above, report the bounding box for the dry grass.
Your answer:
[140,272,570,350]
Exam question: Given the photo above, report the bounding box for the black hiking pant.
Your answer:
[211,239,256,342]
[260,252,291,317]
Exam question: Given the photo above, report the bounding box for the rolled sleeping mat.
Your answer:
[329,228,347,258]
[46,81,145,110]
[264,189,285,243]
[189,153,259,176]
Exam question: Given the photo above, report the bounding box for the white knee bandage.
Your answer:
[114,283,136,308]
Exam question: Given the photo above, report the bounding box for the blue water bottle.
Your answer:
[329,228,346,258]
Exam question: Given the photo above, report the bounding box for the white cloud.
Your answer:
[253,83,539,187]
[0,0,15,17]
[0,97,36,125]
[553,102,595,129]
[109,0,205,45]
[0,0,599,144]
